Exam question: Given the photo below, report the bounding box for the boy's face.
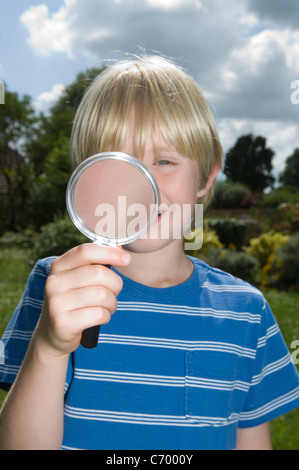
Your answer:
[119,123,208,253]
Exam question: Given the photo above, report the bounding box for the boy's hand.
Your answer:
[35,244,131,356]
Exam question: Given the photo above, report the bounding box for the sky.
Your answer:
[1,0,299,181]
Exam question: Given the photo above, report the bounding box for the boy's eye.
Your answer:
[156,160,171,165]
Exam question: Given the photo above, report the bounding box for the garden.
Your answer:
[0,188,299,448]
[0,69,299,449]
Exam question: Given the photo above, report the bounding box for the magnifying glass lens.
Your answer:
[67,152,160,246]
[73,158,157,243]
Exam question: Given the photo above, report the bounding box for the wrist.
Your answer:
[29,326,71,363]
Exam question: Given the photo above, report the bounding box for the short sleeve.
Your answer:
[238,298,299,427]
[0,257,54,389]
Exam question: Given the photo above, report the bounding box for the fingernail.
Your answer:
[122,253,132,264]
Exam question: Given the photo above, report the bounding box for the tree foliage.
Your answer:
[25,67,105,176]
[0,88,35,152]
[224,134,275,193]
[0,89,35,230]
[1,66,299,236]
[25,67,105,229]
[279,148,299,188]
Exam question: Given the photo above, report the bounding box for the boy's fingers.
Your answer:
[54,285,118,315]
[50,243,131,274]
[67,307,113,334]
[46,264,123,296]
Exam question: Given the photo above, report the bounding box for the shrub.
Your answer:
[32,214,88,259]
[207,218,246,250]
[186,224,258,284]
[184,222,223,259]
[0,230,35,249]
[265,233,299,291]
[244,231,290,269]
[273,203,299,234]
[212,181,252,209]
[208,249,258,284]
[261,186,299,207]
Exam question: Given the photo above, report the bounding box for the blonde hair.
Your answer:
[70,55,223,207]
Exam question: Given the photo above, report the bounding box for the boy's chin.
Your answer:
[124,235,182,254]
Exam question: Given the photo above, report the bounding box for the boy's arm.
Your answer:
[236,422,272,450]
[0,244,131,450]
[0,334,69,450]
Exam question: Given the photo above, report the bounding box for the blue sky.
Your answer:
[1,0,299,179]
[0,1,91,101]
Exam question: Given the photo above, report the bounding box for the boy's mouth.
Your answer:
[157,210,165,220]
[156,210,163,224]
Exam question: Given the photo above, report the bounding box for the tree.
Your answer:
[279,148,299,187]
[0,88,35,152]
[0,67,106,232]
[0,89,35,231]
[25,67,105,176]
[224,134,275,193]
[25,66,106,229]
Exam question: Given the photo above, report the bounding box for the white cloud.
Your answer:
[238,12,259,30]
[20,2,73,56]
[146,0,185,8]
[232,28,299,72]
[19,0,241,64]
[207,24,299,125]
[34,83,65,113]
[19,0,299,176]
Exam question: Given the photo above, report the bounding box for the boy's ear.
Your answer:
[197,164,220,198]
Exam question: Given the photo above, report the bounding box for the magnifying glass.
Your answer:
[66,151,160,349]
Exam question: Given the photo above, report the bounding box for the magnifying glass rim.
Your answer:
[66,151,161,245]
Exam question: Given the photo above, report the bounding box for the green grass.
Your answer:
[0,247,32,337]
[0,246,298,449]
[0,246,32,408]
[262,291,299,450]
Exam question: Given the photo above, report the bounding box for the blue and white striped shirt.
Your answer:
[1,256,298,449]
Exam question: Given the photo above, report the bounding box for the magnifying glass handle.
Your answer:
[80,325,101,349]
[80,263,111,349]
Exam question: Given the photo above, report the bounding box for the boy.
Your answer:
[0,56,298,450]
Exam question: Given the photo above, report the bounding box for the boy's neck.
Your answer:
[117,243,194,288]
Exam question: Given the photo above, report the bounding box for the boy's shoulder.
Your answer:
[32,256,58,277]
[190,255,264,299]
[34,255,264,304]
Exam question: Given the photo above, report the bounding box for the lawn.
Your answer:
[0,246,33,410]
[0,245,298,449]
[262,290,299,450]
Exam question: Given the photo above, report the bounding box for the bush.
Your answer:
[207,218,246,250]
[265,233,299,291]
[244,231,290,269]
[184,222,223,259]
[273,203,299,234]
[0,230,35,249]
[186,224,258,284]
[32,214,88,259]
[208,249,258,284]
[212,181,252,209]
[261,186,299,207]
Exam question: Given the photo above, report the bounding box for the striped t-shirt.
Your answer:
[1,256,298,450]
